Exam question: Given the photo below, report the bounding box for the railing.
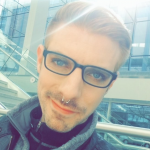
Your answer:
[0,33,38,76]
[0,47,38,80]
[0,45,38,100]
[106,133,150,150]
[97,123,150,150]
[0,109,8,115]
[96,122,150,139]
[98,107,131,126]
[0,38,36,67]
[97,111,150,146]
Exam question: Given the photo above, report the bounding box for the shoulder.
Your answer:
[0,114,10,129]
[0,115,20,150]
[0,115,12,137]
[0,114,20,138]
[0,115,13,150]
[89,131,118,150]
[0,114,9,122]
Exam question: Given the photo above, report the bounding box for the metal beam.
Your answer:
[96,122,150,139]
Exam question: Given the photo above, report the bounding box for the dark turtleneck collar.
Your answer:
[28,106,92,149]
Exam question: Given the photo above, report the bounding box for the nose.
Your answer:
[58,68,83,101]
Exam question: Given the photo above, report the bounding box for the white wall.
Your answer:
[105,78,150,101]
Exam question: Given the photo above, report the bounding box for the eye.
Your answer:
[55,60,66,66]
[91,73,102,79]
[85,69,104,80]
[52,58,67,67]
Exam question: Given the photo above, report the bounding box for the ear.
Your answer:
[105,71,119,93]
[37,45,44,73]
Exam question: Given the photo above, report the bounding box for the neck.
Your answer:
[30,106,93,147]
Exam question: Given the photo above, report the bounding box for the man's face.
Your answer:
[37,25,120,132]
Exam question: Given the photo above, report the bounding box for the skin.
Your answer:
[37,25,120,132]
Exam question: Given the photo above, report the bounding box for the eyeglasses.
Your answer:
[43,49,117,88]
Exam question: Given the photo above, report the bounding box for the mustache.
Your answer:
[46,91,86,113]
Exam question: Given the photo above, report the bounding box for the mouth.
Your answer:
[51,100,76,115]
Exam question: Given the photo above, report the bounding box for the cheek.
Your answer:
[38,68,60,88]
[83,88,106,112]
[37,68,66,97]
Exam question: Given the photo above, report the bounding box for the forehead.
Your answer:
[47,25,121,72]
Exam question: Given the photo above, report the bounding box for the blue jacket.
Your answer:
[0,96,117,150]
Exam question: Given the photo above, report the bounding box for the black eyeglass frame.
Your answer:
[43,49,117,88]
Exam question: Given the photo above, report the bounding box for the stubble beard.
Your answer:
[38,90,88,132]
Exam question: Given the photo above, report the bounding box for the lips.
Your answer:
[52,100,75,115]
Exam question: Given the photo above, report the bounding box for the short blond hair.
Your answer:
[45,1,131,71]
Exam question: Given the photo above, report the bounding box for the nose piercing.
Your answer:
[62,97,70,103]
[66,100,70,103]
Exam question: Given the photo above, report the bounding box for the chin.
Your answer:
[46,121,73,133]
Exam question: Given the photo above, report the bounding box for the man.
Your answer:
[0,1,131,150]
